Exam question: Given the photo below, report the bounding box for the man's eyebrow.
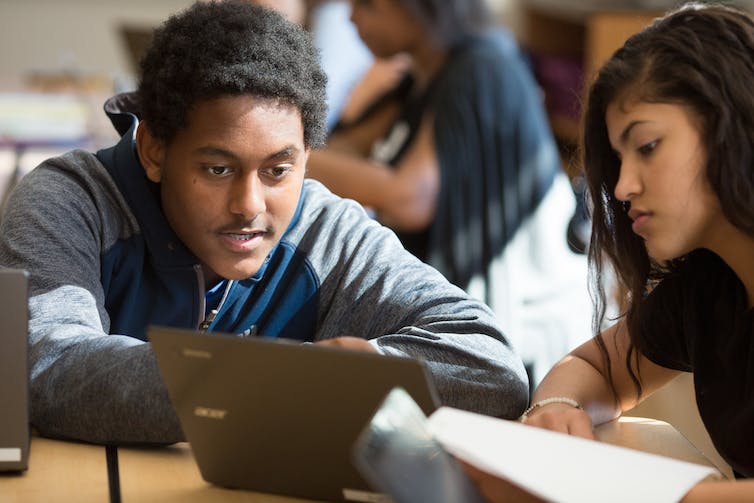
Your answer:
[267,145,301,161]
[194,146,239,160]
[193,145,301,161]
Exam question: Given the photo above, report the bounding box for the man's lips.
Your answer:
[217,221,272,237]
[224,231,265,241]
[217,226,271,251]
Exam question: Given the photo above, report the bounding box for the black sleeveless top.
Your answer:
[635,249,754,478]
[367,74,431,261]
[345,31,560,293]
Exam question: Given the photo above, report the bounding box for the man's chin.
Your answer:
[218,260,267,281]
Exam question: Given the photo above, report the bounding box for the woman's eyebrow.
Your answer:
[618,120,648,145]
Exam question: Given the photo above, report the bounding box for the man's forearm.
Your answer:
[31,338,183,445]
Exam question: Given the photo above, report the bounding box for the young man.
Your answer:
[0,1,528,445]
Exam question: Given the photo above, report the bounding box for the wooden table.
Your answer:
[1,416,724,502]
[0,437,109,503]
[117,442,322,503]
[596,416,731,478]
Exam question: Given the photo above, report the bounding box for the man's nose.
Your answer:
[229,174,265,219]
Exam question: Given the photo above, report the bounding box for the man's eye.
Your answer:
[268,165,292,178]
[207,165,231,176]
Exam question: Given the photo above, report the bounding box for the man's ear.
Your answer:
[136,121,166,183]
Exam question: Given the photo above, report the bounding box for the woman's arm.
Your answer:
[682,479,754,502]
[525,320,681,437]
[324,97,402,156]
[337,54,412,127]
[307,113,440,231]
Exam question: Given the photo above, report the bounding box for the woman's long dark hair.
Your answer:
[582,3,754,399]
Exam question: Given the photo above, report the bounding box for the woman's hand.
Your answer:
[522,403,596,440]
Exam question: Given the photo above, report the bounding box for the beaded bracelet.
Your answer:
[519,397,583,423]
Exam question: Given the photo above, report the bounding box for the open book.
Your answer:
[352,388,720,503]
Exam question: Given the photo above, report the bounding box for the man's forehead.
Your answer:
[179,95,304,136]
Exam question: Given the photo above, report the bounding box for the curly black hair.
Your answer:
[138,0,327,148]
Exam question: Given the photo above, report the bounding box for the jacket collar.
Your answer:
[98,93,196,268]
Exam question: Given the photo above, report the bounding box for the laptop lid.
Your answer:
[149,326,440,502]
[0,268,29,472]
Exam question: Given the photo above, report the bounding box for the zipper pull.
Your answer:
[198,309,219,332]
[240,324,258,337]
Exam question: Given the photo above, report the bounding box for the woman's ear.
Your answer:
[136,121,166,183]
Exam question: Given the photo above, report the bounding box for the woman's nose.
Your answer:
[614,159,642,202]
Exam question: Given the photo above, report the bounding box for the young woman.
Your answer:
[468,3,754,501]
[306,0,590,383]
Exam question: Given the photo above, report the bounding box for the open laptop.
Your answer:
[149,326,440,502]
[0,268,29,472]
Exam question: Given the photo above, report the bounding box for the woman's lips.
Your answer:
[628,209,651,235]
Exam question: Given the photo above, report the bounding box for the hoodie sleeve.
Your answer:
[294,180,530,419]
[0,151,183,444]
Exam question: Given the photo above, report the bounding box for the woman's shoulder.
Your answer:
[647,250,741,309]
[671,249,737,284]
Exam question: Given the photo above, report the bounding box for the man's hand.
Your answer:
[313,336,378,353]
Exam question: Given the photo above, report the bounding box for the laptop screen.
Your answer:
[0,268,29,472]
[149,326,439,502]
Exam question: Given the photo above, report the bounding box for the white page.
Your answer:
[427,407,719,503]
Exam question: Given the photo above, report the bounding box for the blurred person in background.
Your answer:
[249,0,409,131]
[307,0,591,386]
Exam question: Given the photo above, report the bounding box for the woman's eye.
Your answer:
[638,140,659,156]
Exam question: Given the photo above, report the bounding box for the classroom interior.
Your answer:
[1,0,748,499]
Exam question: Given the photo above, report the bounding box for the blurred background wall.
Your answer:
[0,0,195,87]
[0,0,520,85]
